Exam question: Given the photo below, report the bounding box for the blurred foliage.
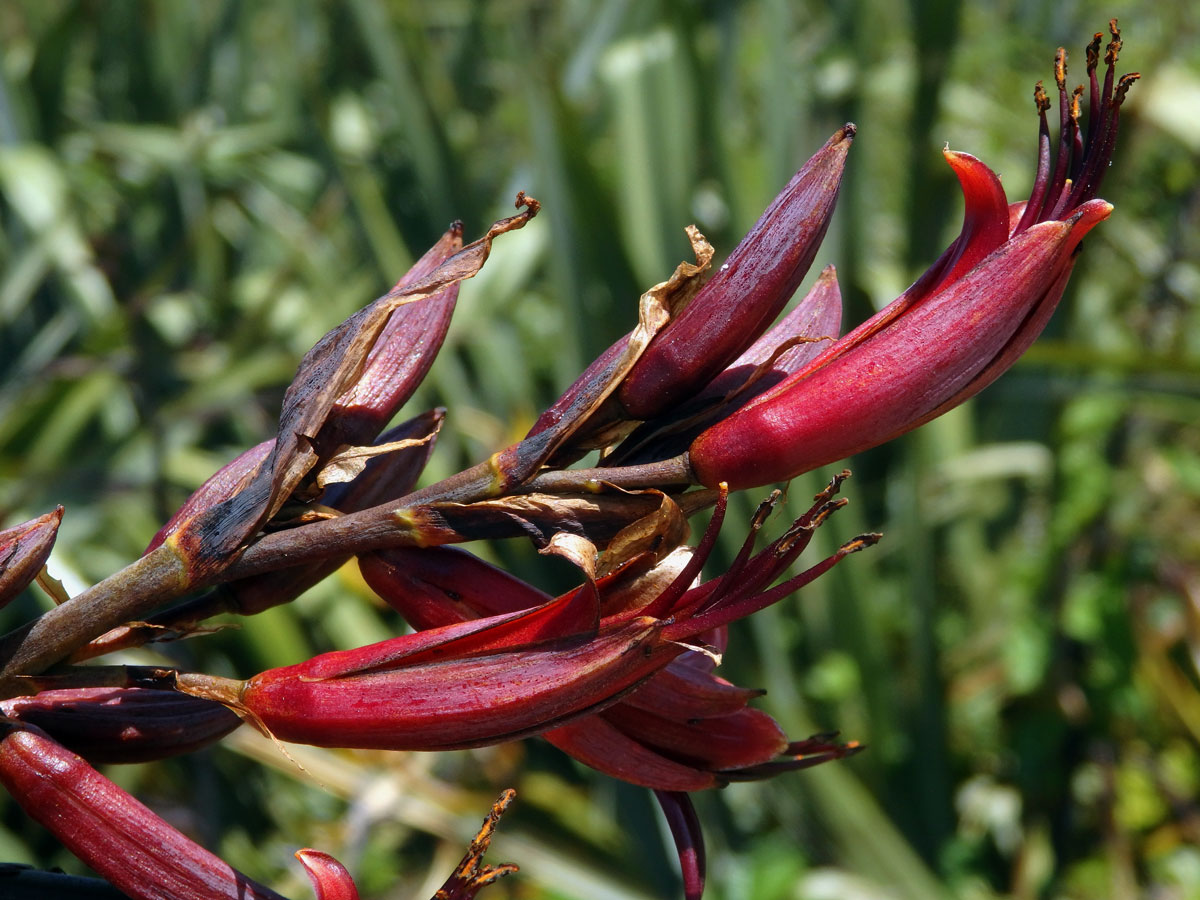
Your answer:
[1,1,1198,899]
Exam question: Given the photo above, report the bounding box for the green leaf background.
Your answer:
[1,2,1198,898]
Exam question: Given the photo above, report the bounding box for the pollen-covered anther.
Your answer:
[1115,72,1141,104]
[1034,80,1051,114]
[1105,18,1122,66]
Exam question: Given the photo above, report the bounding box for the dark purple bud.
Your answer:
[617,125,854,419]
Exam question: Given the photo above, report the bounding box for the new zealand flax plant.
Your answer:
[0,20,1139,900]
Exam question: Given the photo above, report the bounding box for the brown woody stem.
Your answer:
[0,546,188,682]
[0,454,701,679]
[519,453,697,494]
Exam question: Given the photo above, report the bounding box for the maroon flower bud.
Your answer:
[690,25,1136,489]
[145,440,271,555]
[0,507,63,609]
[617,125,854,419]
[0,721,286,900]
[0,687,240,764]
[320,223,462,450]
[606,265,842,466]
[144,222,463,556]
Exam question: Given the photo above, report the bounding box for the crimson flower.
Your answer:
[688,22,1137,488]
[359,476,868,900]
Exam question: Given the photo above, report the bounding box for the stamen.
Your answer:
[725,490,783,584]
[1084,31,1103,151]
[663,532,880,641]
[653,792,706,900]
[1069,84,1085,181]
[694,471,851,615]
[637,484,728,621]
[668,473,852,627]
[721,735,865,781]
[1046,177,1075,222]
[1013,81,1053,234]
[1038,49,1075,222]
[1104,17,1123,68]
[1036,21,1137,217]
[664,489,777,620]
[1114,71,1139,105]
[1067,67,1139,209]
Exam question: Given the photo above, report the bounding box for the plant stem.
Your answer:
[0,547,188,682]
[0,455,699,679]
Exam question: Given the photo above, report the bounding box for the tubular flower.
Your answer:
[689,22,1137,490]
[360,480,862,790]
[179,478,873,753]
[0,719,515,900]
[0,720,288,900]
[360,481,866,900]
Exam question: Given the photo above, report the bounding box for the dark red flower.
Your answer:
[690,23,1137,489]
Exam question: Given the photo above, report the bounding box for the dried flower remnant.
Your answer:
[295,792,515,900]
[431,789,520,900]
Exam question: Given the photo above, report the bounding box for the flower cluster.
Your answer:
[0,22,1135,900]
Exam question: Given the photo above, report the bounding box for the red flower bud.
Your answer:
[0,721,286,900]
[617,125,854,419]
[184,614,675,751]
[0,507,63,609]
[321,223,462,449]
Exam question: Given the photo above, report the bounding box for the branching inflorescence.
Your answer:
[0,21,1135,900]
